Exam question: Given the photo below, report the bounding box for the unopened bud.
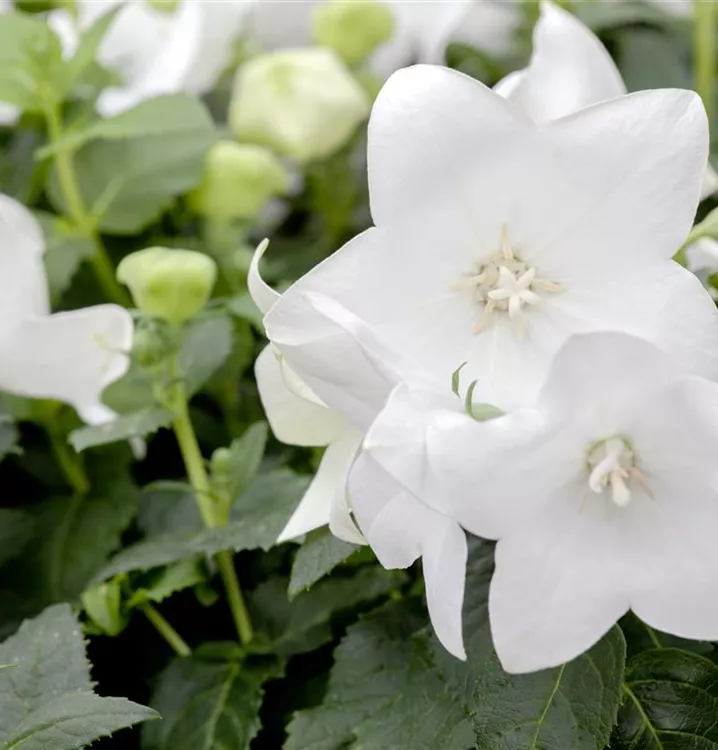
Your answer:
[211,446,232,480]
[188,141,289,221]
[117,247,217,326]
[131,320,176,369]
[312,0,395,67]
[81,580,126,637]
[229,48,370,164]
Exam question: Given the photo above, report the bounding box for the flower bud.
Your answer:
[188,141,290,221]
[312,0,395,67]
[210,446,232,481]
[117,247,217,326]
[229,48,371,164]
[144,0,179,12]
[131,319,177,369]
[81,580,127,637]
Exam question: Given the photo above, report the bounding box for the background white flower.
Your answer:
[0,194,133,425]
[359,332,718,672]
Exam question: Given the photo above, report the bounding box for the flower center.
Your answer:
[585,437,651,508]
[453,227,564,338]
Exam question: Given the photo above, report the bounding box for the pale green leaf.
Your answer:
[69,408,173,451]
[129,559,205,607]
[288,528,358,599]
[220,422,268,504]
[180,313,234,396]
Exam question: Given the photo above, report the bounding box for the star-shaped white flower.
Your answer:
[51,0,250,117]
[0,194,133,424]
[264,63,718,423]
[356,332,718,671]
[249,241,364,545]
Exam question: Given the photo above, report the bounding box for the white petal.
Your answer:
[349,451,467,658]
[255,345,347,447]
[501,1,625,122]
[277,428,363,543]
[0,195,49,318]
[0,305,133,420]
[248,0,316,49]
[686,236,718,274]
[0,102,19,126]
[248,239,280,315]
[490,489,629,673]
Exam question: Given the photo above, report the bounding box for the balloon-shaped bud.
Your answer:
[188,141,290,221]
[229,48,371,163]
[117,247,217,326]
[312,0,395,67]
[81,580,127,637]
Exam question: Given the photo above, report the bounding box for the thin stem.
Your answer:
[42,99,130,306]
[168,355,254,645]
[643,623,663,649]
[48,430,90,495]
[695,0,717,125]
[139,602,191,657]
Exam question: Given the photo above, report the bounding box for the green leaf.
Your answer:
[218,422,269,504]
[47,97,216,234]
[137,481,200,537]
[288,528,358,599]
[285,602,474,750]
[69,407,173,451]
[4,692,158,750]
[180,313,234,397]
[0,510,34,568]
[612,648,718,749]
[226,293,265,332]
[142,659,265,750]
[95,469,309,581]
[433,543,627,750]
[129,559,205,607]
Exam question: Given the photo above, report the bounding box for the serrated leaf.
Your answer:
[180,313,234,396]
[4,692,158,750]
[95,469,309,581]
[220,422,268,504]
[142,659,265,750]
[0,510,34,568]
[69,408,173,451]
[612,648,718,749]
[433,542,626,750]
[137,481,199,537]
[285,602,473,750]
[288,528,358,599]
[129,558,205,607]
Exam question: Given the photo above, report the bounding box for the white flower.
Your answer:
[357,331,718,673]
[0,194,133,425]
[497,0,718,198]
[52,0,250,117]
[263,63,718,422]
[230,47,370,164]
[249,241,364,544]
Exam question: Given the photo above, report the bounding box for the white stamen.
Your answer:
[586,437,650,509]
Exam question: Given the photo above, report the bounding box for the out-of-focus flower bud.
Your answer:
[312,0,395,67]
[229,48,371,163]
[117,247,217,326]
[144,0,179,12]
[188,141,290,221]
[81,580,127,637]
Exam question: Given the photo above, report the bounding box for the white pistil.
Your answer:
[453,227,565,338]
[586,437,650,509]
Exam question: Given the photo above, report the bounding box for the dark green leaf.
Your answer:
[0,510,34,568]
[142,659,265,750]
[288,528,358,599]
[69,408,173,451]
[129,559,205,607]
[612,648,718,749]
[220,422,268,504]
[137,481,200,538]
[4,692,158,750]
[180,313,234,396]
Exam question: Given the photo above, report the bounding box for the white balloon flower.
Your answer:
[355,332,718,673]
[263,63,718,422]
[51,0,250,117]
[0,194,133,425]
[249,242,364,545]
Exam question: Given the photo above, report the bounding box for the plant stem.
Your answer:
[48,429,90,495]
[139,602,191,657]
[643,623,663,649]
[695,0,717,125]
[42,99,130,306]
[168,356,254,645]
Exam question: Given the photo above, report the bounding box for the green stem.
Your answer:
[48,430,90,495]
[139,602,191,657]
[695,0,717,125]
[168,356,254,645]
[42,99,130,306]
[643,623,663,649]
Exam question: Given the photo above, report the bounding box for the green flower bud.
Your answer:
[131,319,177,369]
[144,0,179,12]
[188,141,290,221]
[210,446,232,481]
[117,247,217,326]
[229,48,371,164]
[312,0,395,67]
[81,580,127,637]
